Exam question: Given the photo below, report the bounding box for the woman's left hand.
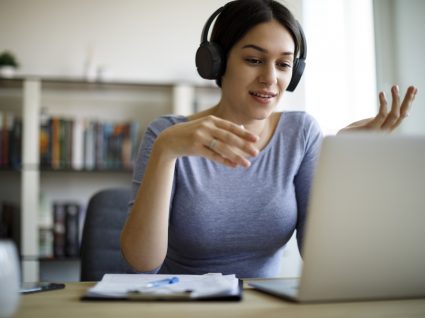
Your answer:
[338,85,418,134]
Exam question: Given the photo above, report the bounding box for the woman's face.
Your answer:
[220,19,295,121]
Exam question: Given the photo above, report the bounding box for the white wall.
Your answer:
[0,0,305,109]
[374,0,425,135]
[0,0,223,83]
[0,1,299,80]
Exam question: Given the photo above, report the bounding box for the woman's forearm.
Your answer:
[120,137,176,272]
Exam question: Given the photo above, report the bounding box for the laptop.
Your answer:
[249,133,425,302]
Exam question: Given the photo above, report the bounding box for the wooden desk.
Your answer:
[15,282,425,318]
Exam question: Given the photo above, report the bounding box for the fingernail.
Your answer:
[395,85,399,93]
[240,125,245,129]
[250,148,259,156]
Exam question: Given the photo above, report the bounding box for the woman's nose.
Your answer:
[258,63,278,86]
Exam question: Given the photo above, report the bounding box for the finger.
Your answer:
[205,138,251,167]
[212,128,258,157]
[399,86,417,118]
[194,124,251,167]
[213,117,259,142]
[366,91,388,128]
[391,86,417,129]
[199,142,248,168]
[381,85,401,129]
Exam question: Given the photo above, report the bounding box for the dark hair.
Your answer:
[210,0,302,87]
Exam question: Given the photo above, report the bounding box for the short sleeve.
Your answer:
[128,115,185,211]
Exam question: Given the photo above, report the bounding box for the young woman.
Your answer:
[121,0,417,278]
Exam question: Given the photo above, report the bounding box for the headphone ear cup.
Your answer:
[287,58,305,92]
[195,42,223,80]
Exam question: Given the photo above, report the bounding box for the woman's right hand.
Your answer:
[155,115,260,168]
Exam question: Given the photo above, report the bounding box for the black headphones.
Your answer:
[195,6,307,92]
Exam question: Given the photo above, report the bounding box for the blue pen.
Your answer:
[144,276,180,288]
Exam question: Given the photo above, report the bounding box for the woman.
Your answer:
[121,0,417,278]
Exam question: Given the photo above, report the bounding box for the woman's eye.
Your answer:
[245,58,262,65]
[277,62,292,70]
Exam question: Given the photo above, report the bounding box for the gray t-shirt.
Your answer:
[129,111,323,278]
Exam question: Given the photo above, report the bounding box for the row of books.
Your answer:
[0,112,22,169]
[40,114,140,170]
[0,110,141,170]
[39,202,82,258]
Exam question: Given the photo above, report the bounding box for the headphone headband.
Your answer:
[297,20,307,60]
[286,20,307,91]
[200,6,224,44]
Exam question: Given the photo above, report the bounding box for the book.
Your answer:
[72,117,84,170]
[9,118,22,169]
[0,202,21,251]
[51,117,61,169]
[0,202,13,239]
[84,120,95,170]
[64,203,80,257]
[38,227,53,258]
[0,112,17,168]
[52,203,66,258]
[39,111,50,168]
[0,112,3,166]
[50,202,82,258]
[39,113,140,170]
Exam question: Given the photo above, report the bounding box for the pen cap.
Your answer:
[0,240,20,318]
[168,277,179,284]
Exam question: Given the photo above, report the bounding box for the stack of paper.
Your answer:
[84,273,241,300]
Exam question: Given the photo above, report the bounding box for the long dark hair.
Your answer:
[211,0,302,87]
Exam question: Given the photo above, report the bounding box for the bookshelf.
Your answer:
[0,77,220,282]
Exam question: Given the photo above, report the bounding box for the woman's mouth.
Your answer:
[249,90,278,104]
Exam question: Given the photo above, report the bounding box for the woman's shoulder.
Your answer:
[147,114,187,133]
[275,110,320,127]
[279,111,317,124]
[277,111,322,137]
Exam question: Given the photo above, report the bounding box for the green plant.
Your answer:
[0,51,19,68]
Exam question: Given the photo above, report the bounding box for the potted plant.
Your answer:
[0,51,19,78]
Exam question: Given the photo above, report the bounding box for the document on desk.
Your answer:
[82,273,242,301]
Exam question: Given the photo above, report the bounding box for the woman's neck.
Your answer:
[210,104,273,150]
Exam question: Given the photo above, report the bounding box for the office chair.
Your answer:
[80,187,135,281]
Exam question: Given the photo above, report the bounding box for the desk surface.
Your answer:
[15,282,425,318]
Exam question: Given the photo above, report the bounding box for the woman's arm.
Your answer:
[120,115,259,272]
[339,85,417,133]
[120,137,177,272]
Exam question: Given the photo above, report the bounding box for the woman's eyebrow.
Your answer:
[242,44,294,56]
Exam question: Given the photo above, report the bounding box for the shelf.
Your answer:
[6,165,133,173]
[40,168,133,173]
[23,255,80,262]
[0,167,21,172]
[1,77,221,282]
[0,77,23,88]
[40,257,80,262]
[1,75,218,90]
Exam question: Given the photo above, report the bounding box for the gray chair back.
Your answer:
[80,187,135,281]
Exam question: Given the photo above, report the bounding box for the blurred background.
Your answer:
[0,0,424,282]
[1,0,423,133]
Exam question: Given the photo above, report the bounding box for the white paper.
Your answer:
[86,273,239,299]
